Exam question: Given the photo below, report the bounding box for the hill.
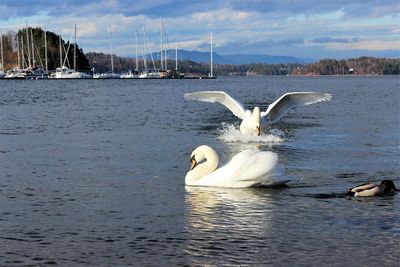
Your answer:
[146,49,311,64]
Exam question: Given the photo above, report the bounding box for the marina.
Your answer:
[0,21,216,80]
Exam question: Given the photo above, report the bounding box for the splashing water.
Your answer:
[216,123,285,143]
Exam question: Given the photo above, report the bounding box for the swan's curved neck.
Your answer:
[185,147,219,185]
[252,107,260,122]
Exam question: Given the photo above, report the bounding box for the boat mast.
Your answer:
[142,27,147,73]
[44,29,48,73]
[160,17,163,70]
[16,37,20,69]
[210,32,213,77]
[109,27,114,74]
[59,32,62,68]
[30,28,35,67]
[135,31,138,71]
[145,33,157,72]
[175,42,177,71]
[74,24,77,71]
[163,19,167,70]
[0,30,3,71]
[26,23,31,68]
[20,36,25,69]
[164,44,167,70]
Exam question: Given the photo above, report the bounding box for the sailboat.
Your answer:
[52,25,91,79]
[138,26,160,78]
[4,25,47,79]
[120,31,140,78]
[5,32,27,78]
[157,18,183,79]
[94,27,120,79]
[6,26,30,79]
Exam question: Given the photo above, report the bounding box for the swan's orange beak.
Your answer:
[190,156,197,170]
[256,126,261,136]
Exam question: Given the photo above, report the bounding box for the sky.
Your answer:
[0,0,399,59]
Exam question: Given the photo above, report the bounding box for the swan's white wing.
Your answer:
[262,92,332,123]
[184,91,246,119]
[199,149,279,188]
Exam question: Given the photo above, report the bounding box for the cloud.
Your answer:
[326,40,400,51]
[311,37,360,44]
[230,0,399,19]
[216,38,305,54]
[1,0,398,20]
[0,0,398,59]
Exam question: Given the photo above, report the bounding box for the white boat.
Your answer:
[138,71,160,78]
[51,65,91,79]
[120,70,139,78]
[5,68,26,79]
[5,67,47,79]
[0,70,5,78]
[93,72,120,79]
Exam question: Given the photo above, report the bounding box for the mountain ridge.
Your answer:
[130,49,314,64]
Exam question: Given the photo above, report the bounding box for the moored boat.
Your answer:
[93,72,120,79]
[51,66,91,79]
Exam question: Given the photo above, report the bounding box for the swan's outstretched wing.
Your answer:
[261,92,332,123]
[184,91,246,119]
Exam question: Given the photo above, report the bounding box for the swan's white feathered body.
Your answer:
[185,145,288,188]
[184,91,332,136]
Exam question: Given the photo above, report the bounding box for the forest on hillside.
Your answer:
[292,57,399,75]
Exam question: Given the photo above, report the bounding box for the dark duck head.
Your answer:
[381,180,398,195]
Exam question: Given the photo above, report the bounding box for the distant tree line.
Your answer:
[292,57,399,75]
[85,53,302,76]
[86,52,212,74]
[86,53,399,76]
[87,52,139,73]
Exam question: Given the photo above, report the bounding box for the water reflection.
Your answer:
[184,186,277,265]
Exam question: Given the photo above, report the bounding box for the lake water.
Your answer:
[0,76,399,266]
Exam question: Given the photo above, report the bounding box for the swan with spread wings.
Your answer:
[184,91,332,136]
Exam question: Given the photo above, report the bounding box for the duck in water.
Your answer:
[311,180,398,198]
[345,180,398,197]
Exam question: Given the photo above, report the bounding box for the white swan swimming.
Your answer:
[185,145,288,188]
[184,91,332,136]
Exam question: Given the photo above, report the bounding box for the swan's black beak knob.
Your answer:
[190,155,197,170]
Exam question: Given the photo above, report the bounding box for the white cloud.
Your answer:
[192,8,251,22]
[0,1,398,58]
[327,40,400,51]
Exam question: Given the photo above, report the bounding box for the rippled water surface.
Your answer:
[1,76,399,266]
